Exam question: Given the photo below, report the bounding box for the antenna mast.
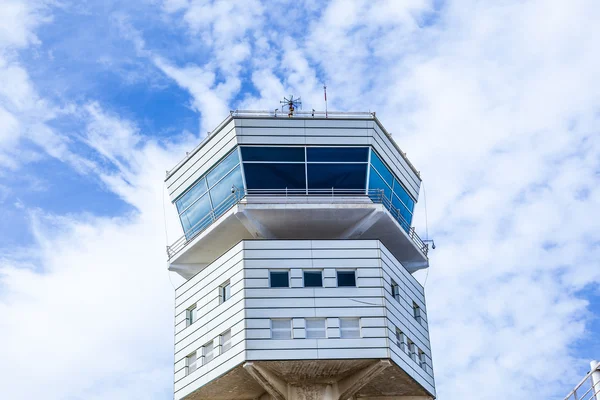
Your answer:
[324,85,328,118]
[280,95,302,118]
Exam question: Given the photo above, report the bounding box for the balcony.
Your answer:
[167,189,430,278]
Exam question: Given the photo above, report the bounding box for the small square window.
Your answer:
[204,341,214,363]
[413,301,422,322]
[271,319,292,339]
[186,304,197,327]
[186,352,197,375]
[270,271,289,288]
[303,270,323,287]
[340,318,360,338]
[221,330,232,353]
[306,318,326,338]
[220,281,231,303]
[337,270,356,287]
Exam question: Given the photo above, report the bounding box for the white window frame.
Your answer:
[305,318,326,339]
[391,280,400,302]
[221,330,232,353]
[186,351,197,375]
[303,270,323,287]
[340,318,361,338]
[336,269,357,287]
[418,349,427,371]
[220,281,231,303]
[413,301,422,323]
[270,319,292,339]
[203,341,214,363]
[269,270,290,288]
[186,304,197,327]
[396,328,407,353]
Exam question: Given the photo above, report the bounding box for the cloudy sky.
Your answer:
[0,0,599,399]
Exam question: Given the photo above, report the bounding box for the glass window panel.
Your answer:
[270,271,289,288]
[307,147,369,162]
[393,178,415,212]
[221,282,231,302]
[340,318,360,338]
[307,164,367,190]
[180,193,212,237]
[222,330,232,352]
[370,151,394,186]
[306,318,326,339]
[206,150,240,188]
[391,193,413,226]
[187,352,197,374]
[243,163,306,190]
[368,166,392,199]
[176,178,208,213]
[303,270,323,287]
[241,146,305,162]
[271,319,292,339]
[204,342,214,362]
[209,166,243,214]
[337,270,356,287]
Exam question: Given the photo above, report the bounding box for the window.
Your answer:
[221,330,232,353]
[269,270,290,288]
[203,341,214,363]
[396,328,407,353]
[418,349,427,370]
[186,304,197,327]
[303,270,323,287]
[391,280,400,301]
[337,270,356,287]
[271,319,292,339]
[340,318,360,338]
[306,318,326,339]
[186,352,197,375]
[407,339,417,360]
[413,301,422,323]
[306,147,369,162]
[307,163,367,190]
[220,281,231,303]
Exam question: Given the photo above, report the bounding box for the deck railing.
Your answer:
[564,362,600,400]
[166,188,429,260]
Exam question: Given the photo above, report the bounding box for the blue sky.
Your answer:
[0,0,599,399]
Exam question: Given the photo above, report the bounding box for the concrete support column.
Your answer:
[591,360,600,400]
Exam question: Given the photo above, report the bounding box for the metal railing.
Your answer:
[166,188,429,260]
[564,362,600,400]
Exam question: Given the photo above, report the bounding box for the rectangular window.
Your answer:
[269,270,290,288]
[221,330,232,353]
[407,339,417,360]
[413,301,422,323]
[396,328,407,353]
[306,318,326,339]
[391,280,400,302]
[306,147,369,162]
[418,349,427,370]
[340,318,360,338]
[186,352,197,375]
[271,319,292,339]
[203,341,214,363]
[220,281,231,303]
[241,146,305,162]
[303,270,323,287]
[186,304,197,327]
[337,270,356,287]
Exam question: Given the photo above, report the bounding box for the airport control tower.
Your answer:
[164,100,436,400]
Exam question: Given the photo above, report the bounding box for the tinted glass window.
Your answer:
[270,271,289,288]
[393,178,415,212]
[180,193,212,236]
[206,151,240,187]
[337,270,356,287]
[241,147,305,162]
[370,151,393,186]
[209,166,243,212]
[368,166,392,198]
[176,178,208,213]
[307,164,367,189]
[244,163,306,189]
[303,270,323,287]
[307,147,369,162]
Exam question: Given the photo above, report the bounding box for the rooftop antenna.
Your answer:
[280,95,302,118]
[324,85,328,118]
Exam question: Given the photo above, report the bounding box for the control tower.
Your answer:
[165,106,435,400]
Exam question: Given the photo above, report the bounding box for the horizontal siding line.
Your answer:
[176,274,244,315]
[174,350,245,394]
[385,321,431,354]
[370,135,421,193]
[384,297,429,338]
[175,326,245,363]
[175,298,245,344]
[237,126,370,131]
[389,344,434,381]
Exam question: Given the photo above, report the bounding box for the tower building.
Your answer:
[165,107,435,400]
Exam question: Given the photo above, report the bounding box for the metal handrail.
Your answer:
[166,188,429,260]
[564,363,600,400]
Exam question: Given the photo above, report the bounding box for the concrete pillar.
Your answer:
[591,360,600,400]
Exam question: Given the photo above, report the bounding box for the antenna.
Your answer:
[324,85,328,118]
[280,95,302,118]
